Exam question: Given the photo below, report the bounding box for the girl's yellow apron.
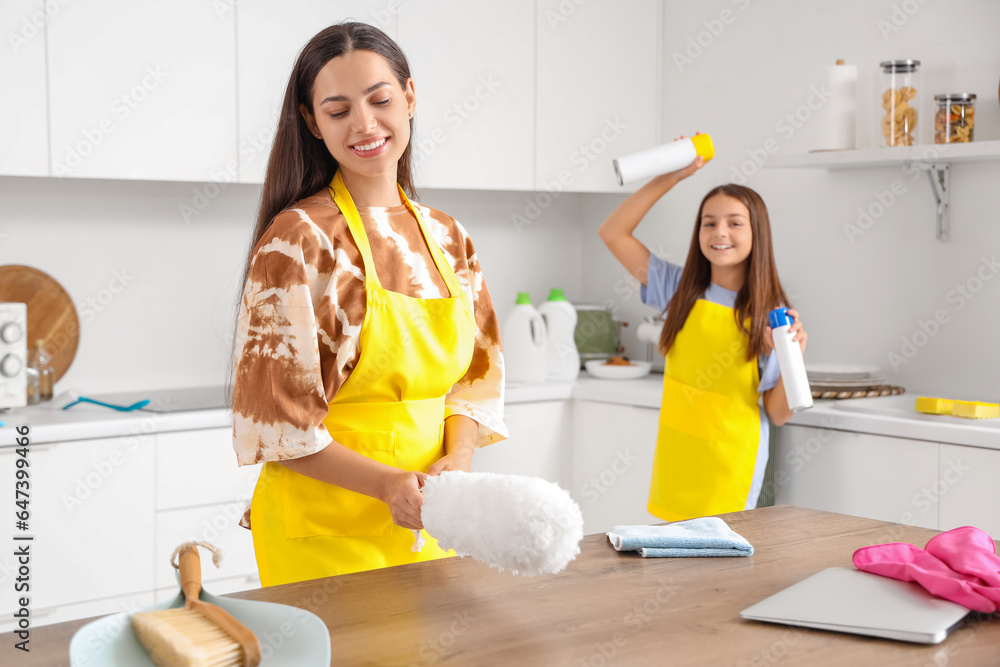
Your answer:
[648,299,761,522]
[250,171,476,586]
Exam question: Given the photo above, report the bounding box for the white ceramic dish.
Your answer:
[805,363,882,381]
[585,360,652,380]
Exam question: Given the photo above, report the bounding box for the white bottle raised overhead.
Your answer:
[768,308,813,412]
[537,289,581,382]
[502,292,547,384]
[613,133,715,185]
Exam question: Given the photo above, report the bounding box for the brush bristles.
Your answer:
[132,608,244,667]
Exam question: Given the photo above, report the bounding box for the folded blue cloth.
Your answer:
[606,517,753,558]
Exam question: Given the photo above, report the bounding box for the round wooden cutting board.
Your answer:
[0,265,79,382]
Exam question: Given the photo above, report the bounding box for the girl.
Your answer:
[230,23,507,586]
[598,152,806,521]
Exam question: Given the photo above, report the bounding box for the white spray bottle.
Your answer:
[769,307,813,412]
[613,133,715,185]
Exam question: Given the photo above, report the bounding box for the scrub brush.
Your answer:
[132,543,262,667]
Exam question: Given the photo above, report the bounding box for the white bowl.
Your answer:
[584,360,652,380]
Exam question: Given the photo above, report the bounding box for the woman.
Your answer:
[230,22,507,587]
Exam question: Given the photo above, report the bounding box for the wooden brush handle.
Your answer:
[178,545,202,606]
[177,544,262,667]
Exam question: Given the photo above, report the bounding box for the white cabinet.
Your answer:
[46,0,236,181]
[571,400,661,534]
[938,444,1000,539]
[236,1,399,183]
[535,0,661,193]
[472,400,570,487]
[774,425,940,530]
[155,504,259,589]
[0,0,48,176]
[397,0,535,191]
[0,435,155,612]
[156,428,259,510]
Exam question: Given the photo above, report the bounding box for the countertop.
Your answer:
[1,373,996,450]
[10,506,999,666]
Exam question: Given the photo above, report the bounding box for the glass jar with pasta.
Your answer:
[934,94,976,143]
[879,60,920,147]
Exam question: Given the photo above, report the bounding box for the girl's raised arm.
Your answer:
[597,157,703,286]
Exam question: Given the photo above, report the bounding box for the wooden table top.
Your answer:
[5,505,998,666]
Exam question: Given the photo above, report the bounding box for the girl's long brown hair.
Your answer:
[658,184,790,362]
[226,22,416,407]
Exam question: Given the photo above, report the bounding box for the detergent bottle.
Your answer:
[768,307,813,412]
[537,289,580,381]
[613,133,714,185]
[502,292,547,384]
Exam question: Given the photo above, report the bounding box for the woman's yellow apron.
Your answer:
[250,171,476,586]
[648,299,761,522]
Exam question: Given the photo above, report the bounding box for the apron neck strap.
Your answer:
[329,170,463,298]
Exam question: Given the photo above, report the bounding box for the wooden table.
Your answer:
[5,506,998,666]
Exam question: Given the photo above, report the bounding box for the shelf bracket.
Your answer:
[904,161,950,242]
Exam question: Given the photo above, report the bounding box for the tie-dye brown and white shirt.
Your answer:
[232,186,507,520]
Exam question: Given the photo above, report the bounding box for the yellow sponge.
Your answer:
[915,396,954,415]
[950,400,1000,420]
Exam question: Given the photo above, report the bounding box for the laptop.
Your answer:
[740,567,970,644]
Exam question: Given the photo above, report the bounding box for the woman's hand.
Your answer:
[765,308,808,355]
[380,470,427,530]
[427,450,473,476]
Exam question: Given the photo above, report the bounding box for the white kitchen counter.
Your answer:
[2,374,996,450]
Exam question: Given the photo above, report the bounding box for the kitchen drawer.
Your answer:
[0,591,154,635]
[0,436,155,609]
[155,504,259,588]
[156,428,260,510]
[939,444,1000,539]
[155,573,261,604]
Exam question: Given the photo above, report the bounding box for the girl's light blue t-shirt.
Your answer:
[640,254,780,394]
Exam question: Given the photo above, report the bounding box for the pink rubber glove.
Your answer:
[926,526,1000,589]
[853,530,1000,613]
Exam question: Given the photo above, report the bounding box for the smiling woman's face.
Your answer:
[302,49,415,181]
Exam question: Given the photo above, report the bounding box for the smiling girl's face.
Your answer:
[302,49,415,181]
[699,193,753,270]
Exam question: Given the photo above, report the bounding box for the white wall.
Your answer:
[583,0,1000,400]
[0,176,581,394]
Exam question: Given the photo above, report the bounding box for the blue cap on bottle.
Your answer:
[768,307,792,329]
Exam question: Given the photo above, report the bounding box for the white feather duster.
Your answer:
[418,471,584,577]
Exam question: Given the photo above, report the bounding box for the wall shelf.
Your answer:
[765,139,1000,169]
[765,140,1000,242]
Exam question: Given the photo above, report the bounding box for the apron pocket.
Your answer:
[282,430,396,539]
[659,375,741,443]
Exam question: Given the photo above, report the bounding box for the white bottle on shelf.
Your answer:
[537,289,580,381]
[769,308,813,412]
[502,292,547,384]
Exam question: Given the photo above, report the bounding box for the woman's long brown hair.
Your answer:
[226,22,417,407]
[658,184,790,362]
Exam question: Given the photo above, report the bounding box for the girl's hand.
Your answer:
[765,308,808,355]
[652,131,706,182]
[427,450,473,476]
[380,470,427,530]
